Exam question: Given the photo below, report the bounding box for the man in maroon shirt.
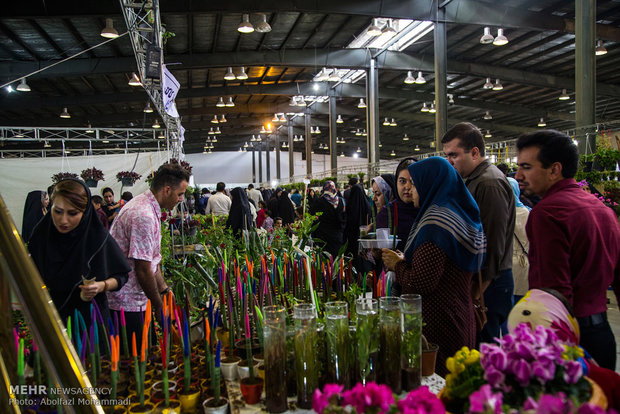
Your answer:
[515,130,620,370]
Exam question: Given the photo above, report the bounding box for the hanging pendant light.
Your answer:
[279,114,286,122]
[356,147,362,153]
[251,135,256,142]
[484,130,492,138]
[340,152,345,157]
[558,89,570,100]
[404,71,416,84]
[216,97,226,107]
[152,119,161,128]
[336,114,343,123]
[209,127,215,134]
[415,71,426,84]
[143,102,153,113]
[215,127,221,134]
[390,150,396,157]
[492,79,503,90]
[59,107,71,119]
[328,69,341,82]
[219,114,227,123]
[224,67,236,81]
[256,13,272,33]
[493,28,509,46]
[226,97,235,107]
[298,135,304,141]
[101,18,119,39]
[448,94,455,104]
[429,103,436,113]
[128,72,142,86]
[272,113,279,122]
[595,40,608,56]
[238,14,254,33]
[16,78,30,92]
[483,77,494,89]
[414,145,420,151]
[480,27,494,44]
[421,102,429,112]
[537,118,546,127]
[390,118,397,127]
[236,67,248,80]
[383,117,390,126]
[211,115,219,124]
[402,134,409,141]
[483,111,492,120]
[289,96,298,106]
[358,98,367,108]
[367,18,382,37]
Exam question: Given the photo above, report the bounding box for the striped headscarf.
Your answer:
[321,180,339,208]
[404,157,486,273]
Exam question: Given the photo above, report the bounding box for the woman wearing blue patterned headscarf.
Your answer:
[382,156,486,376]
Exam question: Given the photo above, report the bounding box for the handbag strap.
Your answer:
[514,232,528,255]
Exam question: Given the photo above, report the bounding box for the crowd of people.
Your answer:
[17,123,620,402]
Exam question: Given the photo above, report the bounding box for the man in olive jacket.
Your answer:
[442,122,516,343]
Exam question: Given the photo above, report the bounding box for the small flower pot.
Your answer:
[202,397,229,414]
[149,390,177,404]
[121,178,135,187]
[85,179,98,188]
[127,402,154,413]
[154,399,181,414]
[240,377,263,405]
[215,328,230,349]
[220,356,241,381]
[151,379,177,394]
[177,387,201,413]
[234,339,261,361]
[237,359,261,380]
[421,343,439,377]
[103,405,128,414]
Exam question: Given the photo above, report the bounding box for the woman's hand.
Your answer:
[79,281,104,301]
[381,249,404,271]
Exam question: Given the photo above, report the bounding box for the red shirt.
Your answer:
[526,178,620,317]
[256,208,266,228]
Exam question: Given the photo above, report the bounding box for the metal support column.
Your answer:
[275,133,281,180]
[329,95,338,174]
[368,58,379,177]
[251,146,256,184]
[305,109,312,177]
[258,142,263,183]
[266,141,271,182]
[434,7,448,146]
[288,118,294,179]
[575,0,596,155]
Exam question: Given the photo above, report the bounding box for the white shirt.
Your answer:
[205,192,232,216]
[247,188,263,206]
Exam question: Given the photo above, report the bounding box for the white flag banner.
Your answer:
[162,65,180,118]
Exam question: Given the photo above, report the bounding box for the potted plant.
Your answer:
[239,290,263,404]
[355,298,379,385]
[325,301,351,388]
[263,305,287,413]
[51,171,78,184]
[81,167,105,188]
[116,171,142,186]
[378,297,402,394]
[203,341,229,414]
[400,294,422,391]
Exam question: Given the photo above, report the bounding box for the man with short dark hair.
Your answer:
[108,163,189,341]
[247,183,264,206]
[442,122,515,344]
[206,181,232,216]
[515,129,620,369]
[91,195,109,230]
[196,187,210,215]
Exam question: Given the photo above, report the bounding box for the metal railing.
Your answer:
[0,194,102,413]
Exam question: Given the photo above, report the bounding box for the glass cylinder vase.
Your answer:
[400,294,422,391]
[379,296,402,394]
[355,298,378,385]
[263,305,287,413]
[293,303,318,409]
[325,301,350,388]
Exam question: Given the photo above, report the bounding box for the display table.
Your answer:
[226,374,446,414]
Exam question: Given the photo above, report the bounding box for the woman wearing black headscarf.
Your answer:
[28,179,130,325]
[278,190,296,226]
[310,181,346,257]
[22,190,49,242]
[344,183,371,256]
[226,187,253,233]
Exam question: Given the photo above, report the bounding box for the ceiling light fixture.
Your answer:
[383,117,390,126]
[382,19,397,36]
[59,107,71,119]
[415,71,426,84]
[328,69,341,82]
[289,96,297,106]
[216,97,226,107]
[296,95,307,106]
[429,103,436,113]
[251,134,257,142]
[484,130,492,138]
[101,18,119,39]
[358,98,367,108]
[16,78,30,92]
[298,135,304,141]
[158,131,165,139]
[86,123,94,133]
[421,102,429,112]
[404,70,416,84]
[559,89,570,100]
[238,14,254,33]
[595,40,607,56]
[480,27,494,44]
[483,77,493,89]
[211,115,219,124]
[340,152,345,157]
[336,114,343,123]
[492,79,503,90]
[493,28,509,46]
[128,72,142,86]
[226,97,235,107]
[219,114,227,123]
[209,127,215,134]
[236,67,248,80]
[390,150,396,157]
[483,111,492,120]
[390,118,397,127]
[355,129,362,136]
[143,102,153,113]
[255,13,272,33]
[402,133,409,141]
[272,114,279,122]
[356,147,362,153]
[152,119,161,128]
[224,67,236,81]
[538,118,546,127]
[215,127,221,134]
[367,18,383,37]
[448,94,455,105]
[414,144,420,151]
[43,140,51,148]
